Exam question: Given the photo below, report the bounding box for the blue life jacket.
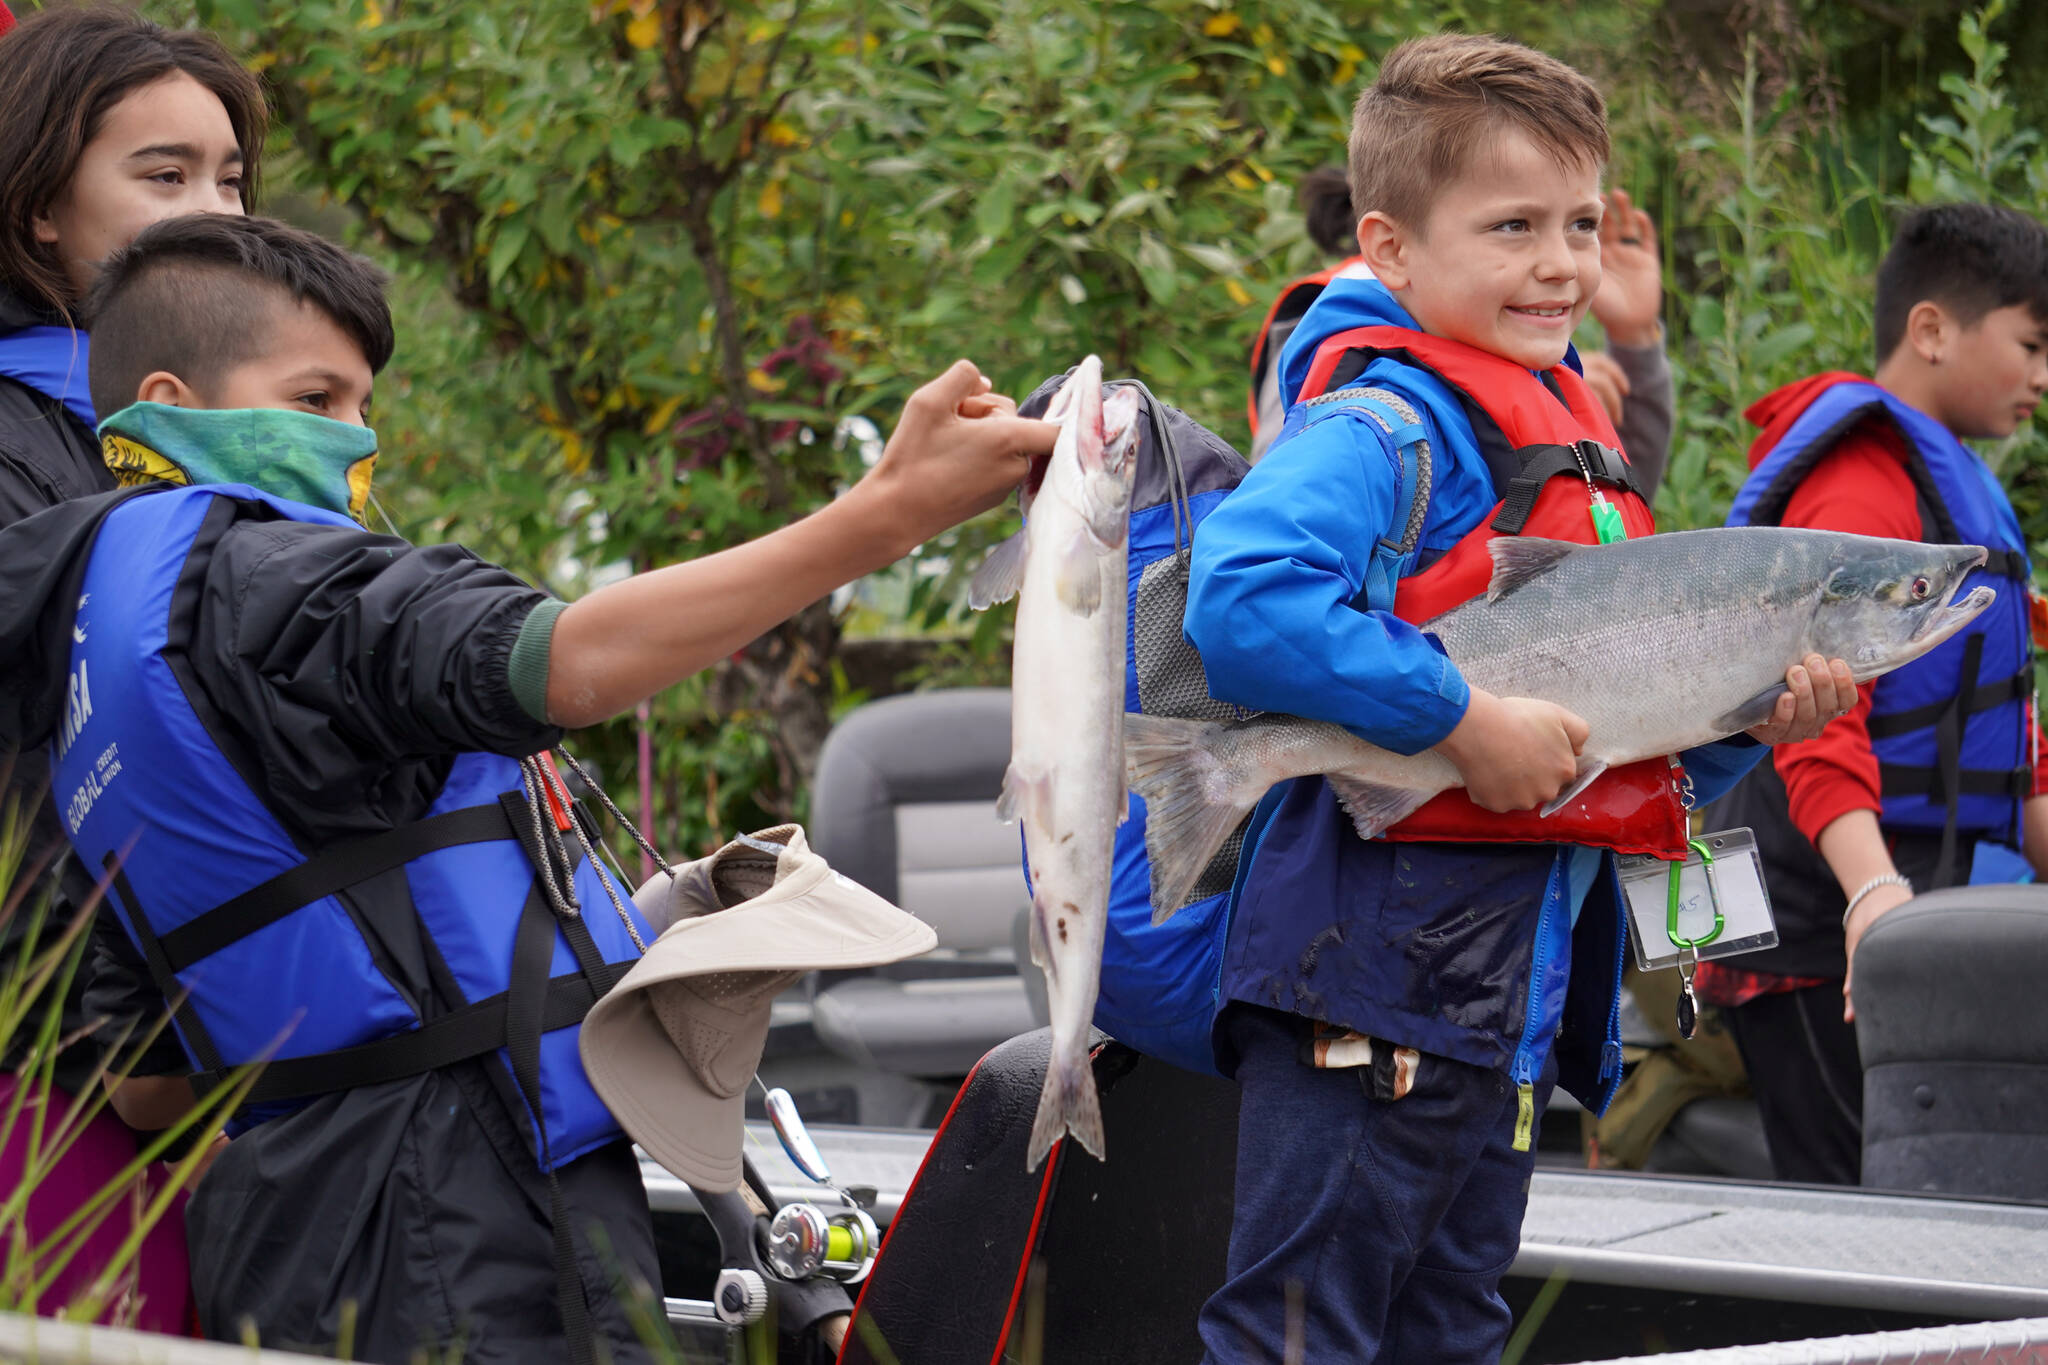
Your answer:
[51,483,647,1171]
[1730,379,2034,871]
[0,324,95,431]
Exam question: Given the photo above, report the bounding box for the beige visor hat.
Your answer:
[579,824,934,1191]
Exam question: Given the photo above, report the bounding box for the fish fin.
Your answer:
[1326,774,1436,840]
[1485,537,1578,603]
[968,530,1029,610]
[1540,757,1610,818]
[1712,684,1788,734]
[1055,530,1102,616]
[997,762,1054,834]
[1028,887,1054,973]
[1125,713,1257,922]
[1026,1046,1105,1171]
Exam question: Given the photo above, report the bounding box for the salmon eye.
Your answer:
[1910,576,1932,599]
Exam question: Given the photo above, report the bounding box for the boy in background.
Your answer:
[1705,203,2048,1185]
[1185,36,1849,1362]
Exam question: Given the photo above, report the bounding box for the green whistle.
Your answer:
[1590,493,1627,545]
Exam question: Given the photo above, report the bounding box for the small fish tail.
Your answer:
[1124,713,1256,921]
[1026,1046,1105,1172]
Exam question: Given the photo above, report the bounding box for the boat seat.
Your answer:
[1855,883,2048,1200]
[806,688,1038,1079]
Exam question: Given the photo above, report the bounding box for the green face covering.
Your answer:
[98,401,380,524]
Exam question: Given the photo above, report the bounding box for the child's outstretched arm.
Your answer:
[543,362,1054,727]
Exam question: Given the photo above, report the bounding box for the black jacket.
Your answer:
[0,288,116,1094]
[0,289,113,522]
[0,488,658,1361]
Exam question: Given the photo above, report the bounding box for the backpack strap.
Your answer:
[1295,385,1433,615]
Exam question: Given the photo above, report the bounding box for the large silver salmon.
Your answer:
[969,356,1142,1169]
[1130,528,1996,914]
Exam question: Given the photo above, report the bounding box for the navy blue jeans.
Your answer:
[1199,1006,1555,1365]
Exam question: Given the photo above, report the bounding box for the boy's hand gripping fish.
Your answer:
[969,355,1143,1170]
[1131,528,1997,914]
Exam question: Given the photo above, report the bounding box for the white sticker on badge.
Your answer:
[1616,827,1779,973]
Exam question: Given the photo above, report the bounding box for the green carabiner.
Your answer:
[1666,838,1726,949]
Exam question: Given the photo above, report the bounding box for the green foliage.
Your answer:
[1654,3,2048,561]
[148,0,2048,852]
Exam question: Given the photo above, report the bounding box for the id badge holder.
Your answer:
[1615,828,1777,1039]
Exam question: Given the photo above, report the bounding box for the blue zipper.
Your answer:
[1508,854,1568,1152]
[1600,857,1628,1101]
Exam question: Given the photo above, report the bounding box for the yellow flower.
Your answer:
[1225,278,1251,306]
[758,181,784,219]
[1266,54,1286,76]
[358,0,384,29]
[1226,168,1257,191]
[626,11,661,49]
[1203,12,1241,36]
[764,119,802,147]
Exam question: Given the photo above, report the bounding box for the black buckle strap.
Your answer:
[506,877,600,1365]
[157,803,515,973]
[195,958,623,1106]
[1878,764,2031,800]
[1491,440,1641,535]
[106,858,227,1076]
[1981,547,2030,582]
[1866,662,2034,739]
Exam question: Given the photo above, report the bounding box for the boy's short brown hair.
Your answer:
[1349,34,1608,231]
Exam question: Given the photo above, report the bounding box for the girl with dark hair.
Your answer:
[0,6,265,1335]
[0,2,265,525]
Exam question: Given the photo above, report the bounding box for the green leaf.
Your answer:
[1136,232,1179,303]
[1748,322,1817,372]
[975,175,1017,239]
[486,220,530,288]
[1180,241,1241,274]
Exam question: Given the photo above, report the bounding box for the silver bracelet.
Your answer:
[1843,873,1913,927]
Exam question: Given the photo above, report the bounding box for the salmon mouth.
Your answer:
[1909,584,1997,647]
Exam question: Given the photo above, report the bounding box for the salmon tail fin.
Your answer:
[1026,1047,1105,1172]
[1124,713,1257,923]
[1326,774,1435,840]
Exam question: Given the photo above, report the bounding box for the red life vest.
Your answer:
[1298,324,1690,858]
[1247,256,1370,435]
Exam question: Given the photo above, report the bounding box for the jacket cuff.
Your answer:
[508,598,568,724]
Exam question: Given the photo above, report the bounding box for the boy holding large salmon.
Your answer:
[1182,36,1854,1363]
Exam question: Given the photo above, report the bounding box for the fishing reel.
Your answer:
[759,1086,882,1287]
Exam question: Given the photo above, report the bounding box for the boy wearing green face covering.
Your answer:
[0,213,1054,1362]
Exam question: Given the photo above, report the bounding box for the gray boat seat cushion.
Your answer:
[1854,884,2048,1200]
[807,689,1036,1077]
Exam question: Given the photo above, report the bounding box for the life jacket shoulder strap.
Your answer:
[1297,385,1432,614]
[1490,440,1642,536]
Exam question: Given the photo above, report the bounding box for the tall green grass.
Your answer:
[0,763,255,1328]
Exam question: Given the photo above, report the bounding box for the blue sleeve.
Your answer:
[1677,736,1766,807]
[1185,410,1470,754]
